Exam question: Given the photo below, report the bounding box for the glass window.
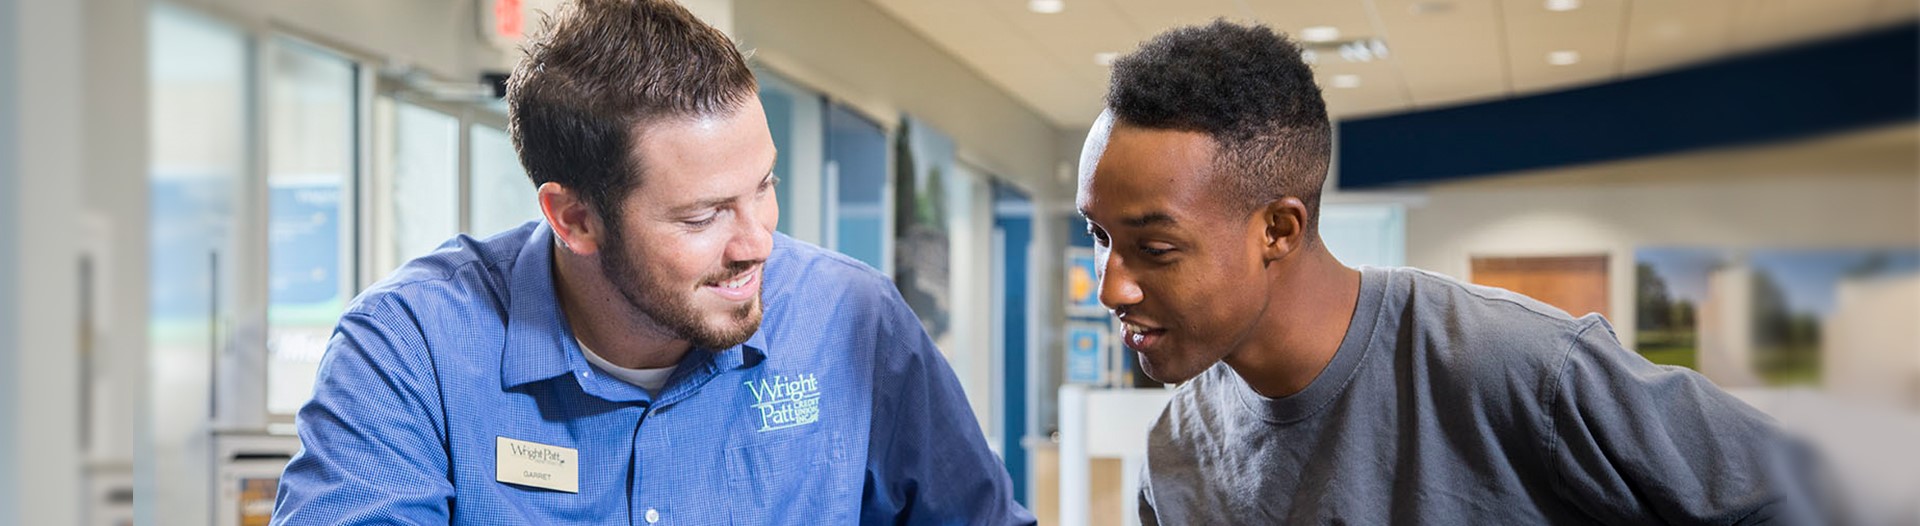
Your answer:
[754,70,826,245]
[266,39,356,416]
[371,98,459,273]
[149,5,246,368]
[1320,203,1406,267]
[825,104,890,273]
[468,123,540,237]
[149,8,247,524]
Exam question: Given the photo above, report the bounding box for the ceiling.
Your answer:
[865,0,1920,128]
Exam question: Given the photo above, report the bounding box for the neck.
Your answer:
[1221,243,1362,398]
[552,244,690,369]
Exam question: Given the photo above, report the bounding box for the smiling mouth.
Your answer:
[1120,320,1166,350]
[716,272,751,288]
[703,265,762,302]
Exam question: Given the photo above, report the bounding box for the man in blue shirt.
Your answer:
[270,0,1033,523]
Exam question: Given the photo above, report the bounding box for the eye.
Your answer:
[684,211,720,228]
[759,174,780,193]
[1087,226,1110,247]
[1139,242,1175,258]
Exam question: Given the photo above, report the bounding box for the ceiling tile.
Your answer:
[1873,0,1920,22]
[1315,58,1415,118]
[1503,0,1631,93]
[1621,0,1737,76]
[1731,0,1881,51]
[1106,0,1246,35]
[1373,0,1509,108]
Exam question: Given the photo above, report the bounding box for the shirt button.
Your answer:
[644,508,660,524]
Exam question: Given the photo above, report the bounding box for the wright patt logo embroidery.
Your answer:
[745,373,821,432]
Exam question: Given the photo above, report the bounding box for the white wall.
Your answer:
[1,0,85,524]
[734,0,1069,201]
[1405,134,1920,347]
[0,0,18,518]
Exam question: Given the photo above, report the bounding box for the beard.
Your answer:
[597,219,764,351]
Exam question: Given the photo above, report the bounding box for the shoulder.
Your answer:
[342,225,531,344]
[1374,267,1626,418]
[1386,266,1607,368]
[761,233,905,321]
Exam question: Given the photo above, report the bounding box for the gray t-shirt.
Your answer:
[1140,266,1806,525]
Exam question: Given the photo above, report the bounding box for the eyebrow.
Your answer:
[1122,212,1177,228]
[671,157,779,215]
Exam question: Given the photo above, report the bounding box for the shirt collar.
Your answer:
[501,222,574,390]
[500,221,771,394]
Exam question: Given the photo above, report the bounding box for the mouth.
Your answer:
[1119,319,1167,351]
[703,265,761,302]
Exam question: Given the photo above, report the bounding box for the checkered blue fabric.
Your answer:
[272,221,1034,525]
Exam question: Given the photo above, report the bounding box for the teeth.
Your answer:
[1123,322,1152,334]
[719,272,751,289]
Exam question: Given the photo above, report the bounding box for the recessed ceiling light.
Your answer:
[1410,1,1454,15]
[1301,26,1341,43]
[1547,50,1580,65]
[1545,0,1580,11]
[1331,75,1361,88]
[1367,38,1391,59]
[1028,0,1064,14]
[1094,52,1120,66]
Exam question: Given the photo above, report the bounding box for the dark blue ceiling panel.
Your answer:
[1336,22,1919,189]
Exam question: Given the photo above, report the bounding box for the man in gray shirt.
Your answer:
[1076,21,1814,524]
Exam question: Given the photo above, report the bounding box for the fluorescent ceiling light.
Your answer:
[1028,0,1064,14]
[1546,0,1580,11]
[1331,75,1361,89]
[1547,50,1580,65]
[1301,26,1341,43]
[1094,52,1120,66]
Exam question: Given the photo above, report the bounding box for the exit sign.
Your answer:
[479,0,562,51]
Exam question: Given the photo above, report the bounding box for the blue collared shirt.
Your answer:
[273,221,1034,525]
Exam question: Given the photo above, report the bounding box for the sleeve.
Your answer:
[1539,319,1822,525]
[1138,461,1160,526]
[860,283,1037,526]
[271,310,454,525]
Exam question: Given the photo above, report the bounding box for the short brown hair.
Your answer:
[506,0,756,221]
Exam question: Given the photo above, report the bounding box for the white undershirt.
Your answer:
[577,338,676,395]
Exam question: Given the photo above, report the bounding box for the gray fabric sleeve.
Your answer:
[1137,460,1160,526]
[1539,320,1794,524]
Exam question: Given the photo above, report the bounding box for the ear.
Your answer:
[1257,196,1310,264]
[537,182,605,256]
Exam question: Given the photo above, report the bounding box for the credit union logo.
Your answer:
[745,373,821,432]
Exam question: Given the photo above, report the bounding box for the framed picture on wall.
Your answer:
[1066,247,1104,318]
[1634,248,1729,370]
[1064,320,1108,385]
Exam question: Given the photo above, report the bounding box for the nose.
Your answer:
[1097,247,1143,310]
[726,199,776,264]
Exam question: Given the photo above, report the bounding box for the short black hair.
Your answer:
[506,0,756,222]
[1107,20,1332,232]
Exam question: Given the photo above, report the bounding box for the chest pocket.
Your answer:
[724,429,859,524]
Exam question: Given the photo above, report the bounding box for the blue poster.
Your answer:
[1065,320,1106,384]
[269,181,342,307]
[1066,247,1103,318]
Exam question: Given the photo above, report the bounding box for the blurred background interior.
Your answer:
[1,0,1916,524]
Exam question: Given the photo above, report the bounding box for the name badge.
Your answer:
[496,436,578,493]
